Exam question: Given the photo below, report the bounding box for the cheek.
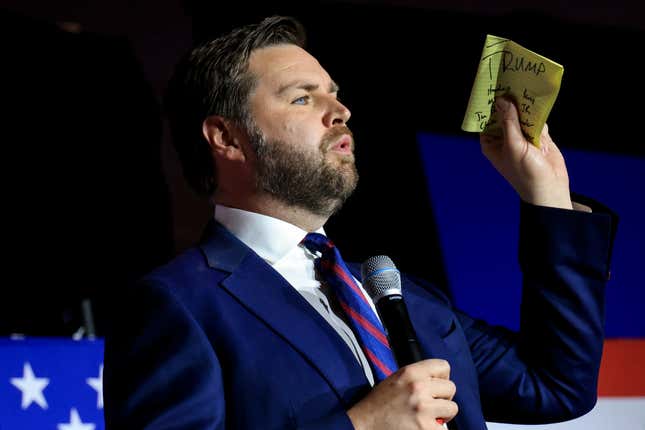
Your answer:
[278,122,323,150]
[281,122,299,137]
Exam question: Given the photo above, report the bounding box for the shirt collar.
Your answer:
[214,205,325,264]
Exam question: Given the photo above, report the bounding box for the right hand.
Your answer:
[347,359,458,430]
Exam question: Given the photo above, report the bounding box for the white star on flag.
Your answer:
[10,362,49,410]
[86,364,103,409]
[57,408,96,430]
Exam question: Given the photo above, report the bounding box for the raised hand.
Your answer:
[480,97,573,210]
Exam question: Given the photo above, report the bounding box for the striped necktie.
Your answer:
[302,232,398,382]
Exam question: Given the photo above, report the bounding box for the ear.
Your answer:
[202,115,247,162]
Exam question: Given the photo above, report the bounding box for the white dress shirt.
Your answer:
[215,204,376,386]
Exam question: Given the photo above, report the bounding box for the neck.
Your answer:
[213,190,330,232]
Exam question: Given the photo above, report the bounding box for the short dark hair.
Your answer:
[164,16,306,196]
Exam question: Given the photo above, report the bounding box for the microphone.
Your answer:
[361,255,422,366]
[361,256,457,429]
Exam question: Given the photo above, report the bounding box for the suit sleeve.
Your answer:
[457,198,617,424]
[103,280,225,429]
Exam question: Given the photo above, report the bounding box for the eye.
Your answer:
[292,95,310,105]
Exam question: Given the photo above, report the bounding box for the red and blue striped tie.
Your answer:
[302,232,398,382]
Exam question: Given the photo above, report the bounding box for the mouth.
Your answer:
[329,135,353,154]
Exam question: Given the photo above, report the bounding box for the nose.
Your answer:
[323,97,351,127]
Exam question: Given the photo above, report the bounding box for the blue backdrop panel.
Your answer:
[417,132,645,337]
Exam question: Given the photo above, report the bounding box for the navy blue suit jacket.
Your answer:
[104,200,616,429]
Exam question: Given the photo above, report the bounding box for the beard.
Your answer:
[246,121,359,217]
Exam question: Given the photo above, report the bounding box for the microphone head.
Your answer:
[361,255,402,302]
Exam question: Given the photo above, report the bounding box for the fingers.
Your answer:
[432,399,459,422]
[496,97,524,145]
[397,359,451,381]
[539,123,564,159]
[540,123,552,153]
[407,377,457,402]
[353,359,459,430]
[431,378,457,400]
[481,97,528,165]
[417,399,459,428]
[398,360,456,404]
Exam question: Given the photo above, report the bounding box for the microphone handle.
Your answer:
[376,294,459,430]
[375,295,423,366]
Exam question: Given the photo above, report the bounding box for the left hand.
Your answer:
[480,97,573,210]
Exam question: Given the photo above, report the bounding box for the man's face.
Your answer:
[245,44,358,217]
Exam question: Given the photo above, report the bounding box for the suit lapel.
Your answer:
[200,221,369,406]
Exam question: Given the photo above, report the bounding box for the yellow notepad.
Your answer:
[461,34,564,147]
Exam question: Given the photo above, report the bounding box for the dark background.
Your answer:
[1,0,643,336]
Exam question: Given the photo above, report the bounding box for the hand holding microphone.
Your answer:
[346,256,459,430]
[347,358,458,430]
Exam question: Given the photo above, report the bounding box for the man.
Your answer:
[104,16,617,429]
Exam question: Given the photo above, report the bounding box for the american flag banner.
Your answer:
[0,338,104,430]
[2,338,643,429]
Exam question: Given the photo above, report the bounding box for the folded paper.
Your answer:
[461,34,564,147]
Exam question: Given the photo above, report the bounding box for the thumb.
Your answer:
[496,97,527,154]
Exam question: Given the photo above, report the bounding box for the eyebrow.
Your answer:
[277,80,339,95]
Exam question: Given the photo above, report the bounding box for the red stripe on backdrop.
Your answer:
[598,339,645,396]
